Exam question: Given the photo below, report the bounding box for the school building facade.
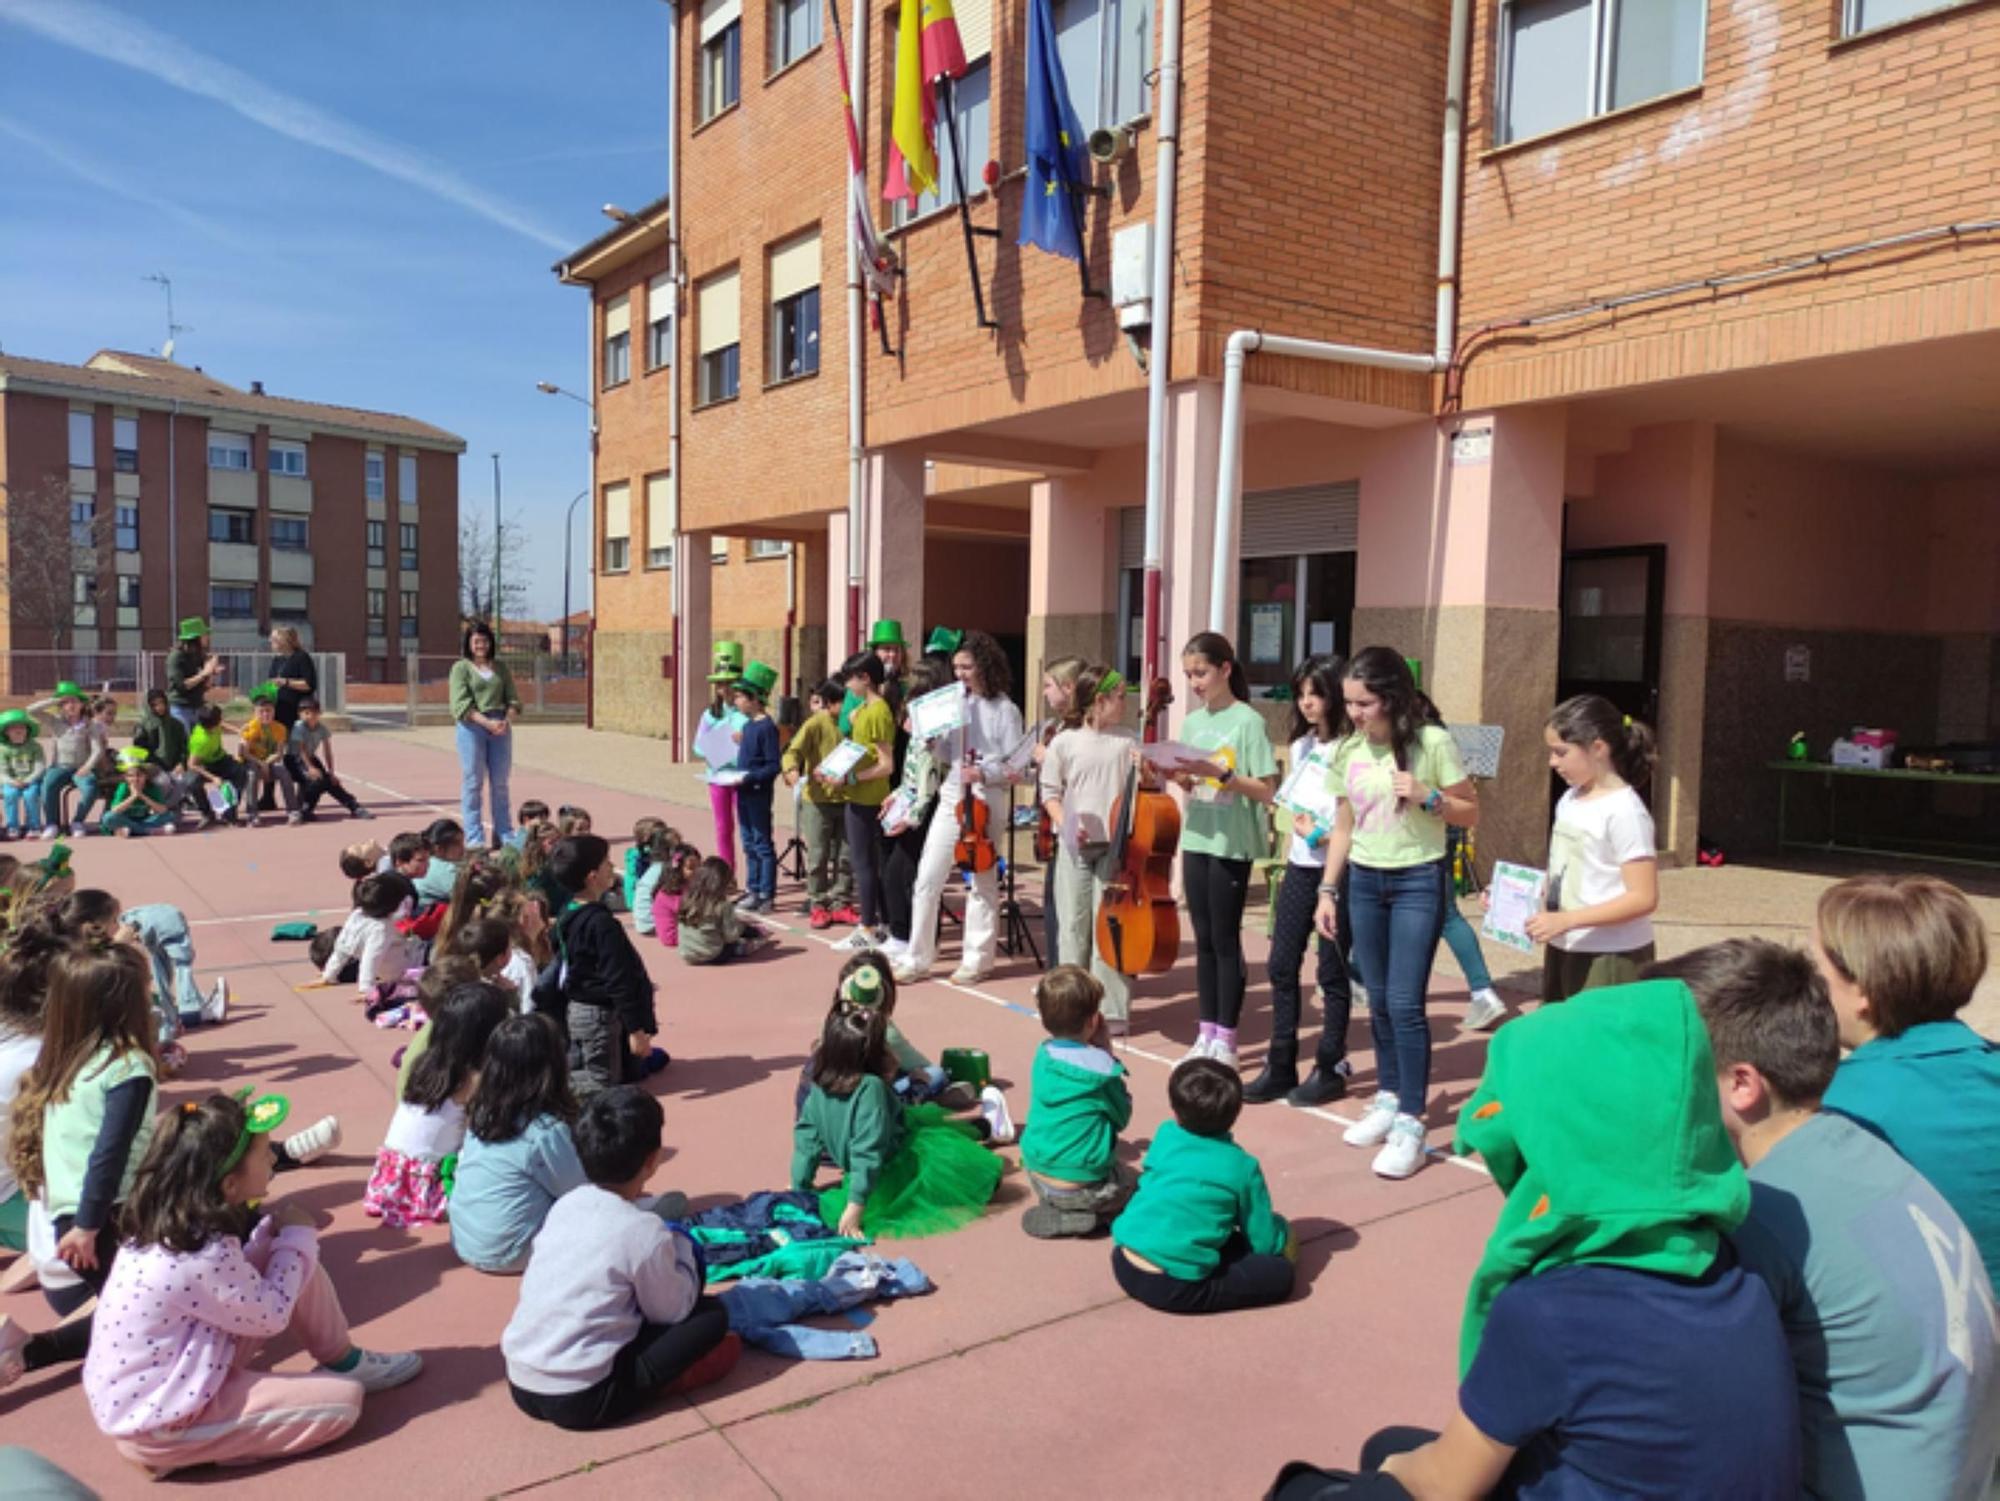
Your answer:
[568,0,2000,868]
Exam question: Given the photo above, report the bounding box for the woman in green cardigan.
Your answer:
[450,621,523,848]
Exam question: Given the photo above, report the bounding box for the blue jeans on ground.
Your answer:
[2,777,42,833]
[738,785,776,901]
[40,767,99,830]
[718,1251,931,1360]
[456,721,513,847]
[1346,859,1448,1121]
[1439,904,1493,992]
[102,807,175,837]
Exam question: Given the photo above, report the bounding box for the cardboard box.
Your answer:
[1832,739,1893,769]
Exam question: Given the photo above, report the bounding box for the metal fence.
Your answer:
[0,650,346,712]
[361,651,586,728]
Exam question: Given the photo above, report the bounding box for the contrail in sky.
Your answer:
[0,112,244,246]
[0,0,570,252]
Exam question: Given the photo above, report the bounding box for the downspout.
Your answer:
[167,398,180,637]
[1136,0,1183,714]
[845,0,869,657]
[1206,0,1470,634]
[665,0,683,753]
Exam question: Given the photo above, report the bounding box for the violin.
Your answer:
[954,751,998,875]
[1033,718,1061,863]
[1095,678,1181,977]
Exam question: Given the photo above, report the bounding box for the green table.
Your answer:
[1769,760,2000,869]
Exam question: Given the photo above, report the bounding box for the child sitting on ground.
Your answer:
[550,835,662,1095]
[187,705,249,827]
[309,873,418,999]
[650,843,701,950]
[792,1003,1002,1240]
[413,818,466,907]
[676,855,770,966]
[364,981,510,1228]
[238,685,300,827]
[503,1086,737,1428]
[0,708,47,840]
[450,1013,584,1274]
[1110,1059,1295,1314]
[339,837,389,881]
[624,816,667,916]
[81,1092,421,1476]
[631,824,680,939]
[100,748,177,838]
[503,800,550,854]
[389,832,448,948]
[1653,938,2000,1500]
[816,955,976,1109]
[1020,965,1136,1239]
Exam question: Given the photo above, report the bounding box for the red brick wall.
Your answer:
[308,436,368,663]
[414,447,460,658]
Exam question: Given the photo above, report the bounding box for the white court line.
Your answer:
[349,775,455,819]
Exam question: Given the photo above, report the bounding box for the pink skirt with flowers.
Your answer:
[363,1148,450,1228]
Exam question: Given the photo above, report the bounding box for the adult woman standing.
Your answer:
[449,621,522,849]
[265,627,317,733]
[164,618,223,730]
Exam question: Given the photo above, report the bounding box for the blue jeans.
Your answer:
[456,721,513,847]
[170,705,199,730]
[40,767,99,829]
[1346,859,1448,1121]
[2,777,42,833]
[125,905,205,1022]
[102,806,174,837]
[718,1252,931,1360]
[738,785,776,900]
[1439,904,1493,991]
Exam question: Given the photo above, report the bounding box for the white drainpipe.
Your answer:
[1206,0,1471,634]
[1136,0,1183,693]
[845,0,869,657]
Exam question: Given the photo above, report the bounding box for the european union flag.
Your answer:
[1019,0,1089,262]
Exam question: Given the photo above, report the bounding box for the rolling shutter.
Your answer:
[768,231,820,302]
[603,482,631,541]
[700,0,741,44]
[955,0,993,61]
[646,474,674,552]
[1118,505,1143,569]
[697,270,740,354]
[603,294,631,340]
[1240,482,1359,558]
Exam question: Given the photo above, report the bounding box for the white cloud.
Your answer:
[0,113,244,246]
[0,0,570,252]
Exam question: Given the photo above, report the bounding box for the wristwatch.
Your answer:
[1217,766,1236,787]
[1421,789,1444,815]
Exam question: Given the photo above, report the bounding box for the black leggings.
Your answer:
[23,1217,118,1371]
[882,812,932,944]
[1112,1235,1293,1315]
[510,1298,731,1430]
[844,803,887,929]
[1266,863,1353,1063]
[1184,852,1252,1028]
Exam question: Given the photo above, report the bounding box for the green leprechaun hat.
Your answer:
[249,681,280,705]
[868,618,907,649]
[51,680,86,704]
[923,626,963,657]
[0,709,37,741]
[707,641,746,683]
[116,746,151,771]
[732,661,779,702]
[178,617,209,641]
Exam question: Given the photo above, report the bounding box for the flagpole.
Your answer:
[843,0,869,655]
[940,78,999,331]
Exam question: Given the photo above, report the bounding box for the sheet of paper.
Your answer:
[1276,749,1341,827]
[907,681,968,743]
[1139,739,1209,773]
[1482,860,1547,954]
[692,714,738,770]
[879,788,913,831]
[817,738,867,783]
[705,768,745,787]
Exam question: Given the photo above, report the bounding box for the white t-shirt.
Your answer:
[1547,785,1656,953]
[0,1026,41,1202]
[1284,734,1341,871]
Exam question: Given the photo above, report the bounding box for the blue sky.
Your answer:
[0,0,670,619]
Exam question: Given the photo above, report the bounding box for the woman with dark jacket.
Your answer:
[266,625,318,731]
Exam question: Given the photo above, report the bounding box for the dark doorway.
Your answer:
[1557,544,1665,807]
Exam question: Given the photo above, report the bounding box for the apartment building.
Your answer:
[0,350,464,680]
[570,0,1999,864]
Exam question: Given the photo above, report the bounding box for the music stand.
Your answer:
[994,783,1043,966]
[778,783,808,885]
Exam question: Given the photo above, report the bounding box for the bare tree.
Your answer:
[0,471,116,651]
[458,516,535,625]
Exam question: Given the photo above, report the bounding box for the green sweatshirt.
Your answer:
[1021,1040,1132,1184]
[1453,977,1751,1376]
[792,1074,905,1206]
[133,707,190,772]
[783,710,846,804]
[1111,1120,1288,1280]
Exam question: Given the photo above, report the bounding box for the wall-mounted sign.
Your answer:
[1451,428,1493,466]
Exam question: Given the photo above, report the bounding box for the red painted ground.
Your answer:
[0,736,1500,1498]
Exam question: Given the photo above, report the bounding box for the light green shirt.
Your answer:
[43,1045,156,1221]
[844,698,896,810]
[1177,701,1276,860]
[1330,723,1466,869]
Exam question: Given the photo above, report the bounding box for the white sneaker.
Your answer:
[978,1086,1016,1144]
[890,959,924,985]
[829,929,874,953]
[879,936,910,960]
[1463,988,1507,1032]
[202,977,230,1025]
[1179,1036,1214,1066]
[68,821,86,838]
[282,1114,342,1165]
[1208,1038,1240,1069]
[1342,1092,1401,1147]
[0,1313,28,1389]
[948,965,992,986]
[1371,1114,1428,1179]
[36,827,56,841]
[317,1347,422,1394]
[160,822,178,836]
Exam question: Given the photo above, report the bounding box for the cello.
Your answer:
[1095,678,1181,976]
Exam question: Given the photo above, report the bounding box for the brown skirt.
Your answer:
[1542,943,1656,1004]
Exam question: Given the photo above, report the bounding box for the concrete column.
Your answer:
[825,510,853,666]
[673,530,713,756]
[1162,382,1222,735]
[865,445,926,644]
[1027,477,1116,689]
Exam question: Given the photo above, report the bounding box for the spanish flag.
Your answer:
[919,0,966,81]
[885,0,938,203]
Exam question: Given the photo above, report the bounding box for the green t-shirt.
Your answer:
[1330,723,1467,870]
[188,724,228,767]
[1111,1120,1289,1280]
[843,697,896,809]
[44,1044,157,1221]
[1178,701,1277,860]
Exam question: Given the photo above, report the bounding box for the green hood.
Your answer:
[1453,978,1749,1376]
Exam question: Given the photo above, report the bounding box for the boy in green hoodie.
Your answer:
[132,689,195,819]
[1020,965,1135,1238]
[1268,979,1800,1500]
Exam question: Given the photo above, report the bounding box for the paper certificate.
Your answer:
[1138,740,1209,773]
[907,682,967,743]
[1276,752,1341,827]
[693,714,738,770]
[880,788,914,831]
[817,738,868,784]
[1482,861,1548,953]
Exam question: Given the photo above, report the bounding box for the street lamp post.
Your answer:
[538,380,599,678]
[560,488,587,670]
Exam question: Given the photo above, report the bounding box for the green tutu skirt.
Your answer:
[817,1103,1003,1239]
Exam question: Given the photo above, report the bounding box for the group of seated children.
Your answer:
[0,681,370,841]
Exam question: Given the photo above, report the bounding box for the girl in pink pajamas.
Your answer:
[82,1092,421,1476]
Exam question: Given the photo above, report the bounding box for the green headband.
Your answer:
[1098,670,1126,696]
[841,964,888,1008]
[216,1091,291,1179]
[32,843,72,885]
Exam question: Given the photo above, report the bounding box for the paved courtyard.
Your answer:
[2,727,1993,1498]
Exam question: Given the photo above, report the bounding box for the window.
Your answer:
[399,522,419,571]
[365,452,386,501]
[70,496,95,548]
[367,588,386,624]
[399,590,419,639]
[767,230,821,381]
[208,507,255,545]
[270,516,309,551]
[602,482,632,573]
[696,269,741,404]
[207,430,251,470]
[270,585,309,624]
[398,453,418,505]
[1844,0,1971,33]
[68,411,94,468]
[770,0,820,70]
[645,473,674,569]
[112,416,138,473]
[73,572,97,627]
[602,294,632,388]
[1497,0,1705,145]
[268,440,307,477]
[647,274,674,372]
[116,574,140,610]
[891,59,991,223]
[115,503,139,552]
[210,585,255,621]
[749,538,790,559]
[711,535,731,564]
[1055,0,1151,132]
[366,519,386,567]
[698,0,742,121]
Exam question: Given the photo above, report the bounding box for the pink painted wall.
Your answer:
[1567,423,1716,617]
[1031,477,1115,615]
[1924,473,2000,634]
[1356,420,1447,610]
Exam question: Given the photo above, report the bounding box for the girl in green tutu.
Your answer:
[791,1002,1002,1239]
